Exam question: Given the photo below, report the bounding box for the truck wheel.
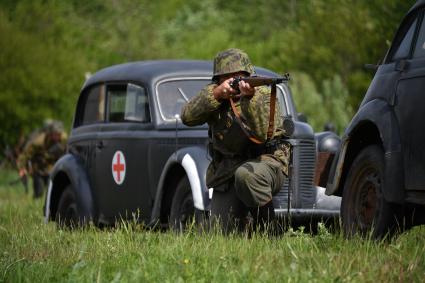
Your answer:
[341,145,401,238]
[55,184,80,228]
[170,176,198,231]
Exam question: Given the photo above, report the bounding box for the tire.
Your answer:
[169,176,202,232]
[55,184,80,228]
[341,145,401,239]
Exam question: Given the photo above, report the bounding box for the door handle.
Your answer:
[96,141,104,149]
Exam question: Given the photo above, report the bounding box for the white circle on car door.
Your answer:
[112,150,126,185]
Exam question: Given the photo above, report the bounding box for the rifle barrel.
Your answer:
[241,77,285,87]
[230,74,290,92]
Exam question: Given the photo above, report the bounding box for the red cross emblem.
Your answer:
[112,150,126,185]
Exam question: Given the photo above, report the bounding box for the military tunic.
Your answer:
[17,130,67,198]
[17,131,67,176]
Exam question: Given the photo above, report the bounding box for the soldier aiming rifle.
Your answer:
[181,48,291,234]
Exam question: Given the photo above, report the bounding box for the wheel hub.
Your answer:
[357,171,381,229]
[179,195,194,224]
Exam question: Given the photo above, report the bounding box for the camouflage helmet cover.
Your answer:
[212,48,255,81]
[43,119,64,134]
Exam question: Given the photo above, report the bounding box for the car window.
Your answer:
[156,79,210,121]
[276,85,292,117]
[79,84,105,126]
[107,83,150,123]
[413,13,425,59]
[391,18,418,61]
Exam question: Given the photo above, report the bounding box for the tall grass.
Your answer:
[0,169,424,282]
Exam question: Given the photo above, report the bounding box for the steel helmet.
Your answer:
[43,119,64,134]
[212,48,255,81]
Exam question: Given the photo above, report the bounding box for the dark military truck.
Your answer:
[326,0,425,238]
[44,60,340,229]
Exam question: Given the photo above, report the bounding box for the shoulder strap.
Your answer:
[266,84,277,140]
[229,83,277,144]
[229,98,263,144]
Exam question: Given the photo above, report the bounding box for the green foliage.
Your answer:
[0,170,425,282]
[0,2,90,149]
[0,0,418,150]
[159,0,234,58]
[290,73,352,133]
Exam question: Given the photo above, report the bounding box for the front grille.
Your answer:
[273,139,316,209]
[273,178,290,208]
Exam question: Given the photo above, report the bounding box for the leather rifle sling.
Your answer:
[266,83,277,140]
[229,97,263,144]
[229,83,277,144]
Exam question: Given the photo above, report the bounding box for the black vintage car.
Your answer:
[326,0,425,237]
[44,60,340,229]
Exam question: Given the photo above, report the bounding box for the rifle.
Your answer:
[228,73,293,143]
[229,73,290,94]
[8,175,28,191]
[4,145,29,193]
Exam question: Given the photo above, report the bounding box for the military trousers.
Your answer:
[210,155,285,233]
[32,173,49,199]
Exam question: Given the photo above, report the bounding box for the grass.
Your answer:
[0,169,424,282]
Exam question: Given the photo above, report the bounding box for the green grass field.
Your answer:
[0,169,424,283]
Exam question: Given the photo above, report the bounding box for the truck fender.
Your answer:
[45,153,95,223]
[326,99,404,203]
[150,146,210,225]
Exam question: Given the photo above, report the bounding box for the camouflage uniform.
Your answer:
[17,121,67,198]
[181,49,290,232]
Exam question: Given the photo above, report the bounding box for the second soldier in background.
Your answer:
[17,120,67,198]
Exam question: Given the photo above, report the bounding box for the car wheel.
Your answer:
[170,176,199,231]
[55,184,80,228]
[341,145,401,238]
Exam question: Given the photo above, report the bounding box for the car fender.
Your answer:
[45,153,95,223]
[150,146,210,225]
[326,99,404,203]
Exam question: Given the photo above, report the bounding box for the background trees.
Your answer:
[0,0,415,151]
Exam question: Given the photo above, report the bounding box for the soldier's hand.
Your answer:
[213,78,237,100]
[238,80,255,97]
[19,168,27,177]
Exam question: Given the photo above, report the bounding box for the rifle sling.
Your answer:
[229,97,263,144]
[229,83,277,145]
[267,84,277,140]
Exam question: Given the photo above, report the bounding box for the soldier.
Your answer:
[17,120,67,198]
[181,48,290,233]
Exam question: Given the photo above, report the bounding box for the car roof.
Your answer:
[409,0,425,14]
[383,0,425,63]
[81,60,280,92]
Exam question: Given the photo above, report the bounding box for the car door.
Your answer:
[94,83,153,223]
[365,11,420,111]
[147,78,210,195]
[394,10,425,195]
[69,84,105,191]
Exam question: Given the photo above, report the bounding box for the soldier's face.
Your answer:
[49,132,61,143]
[218,71,249,84]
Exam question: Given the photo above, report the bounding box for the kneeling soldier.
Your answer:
[181,48,290,233]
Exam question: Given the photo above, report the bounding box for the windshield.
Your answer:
[156,78,210,121]
[156,78,292,122]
